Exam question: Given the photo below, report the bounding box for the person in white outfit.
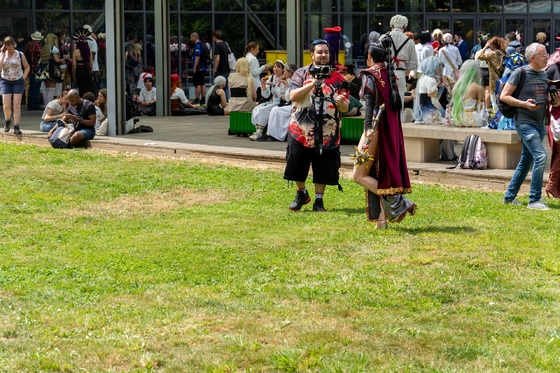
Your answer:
[266,63,296,141]
[438,33,462,80]
[244,41,269,101]
[381,14,418,116]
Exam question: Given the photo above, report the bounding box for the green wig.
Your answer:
[451,60,482,124]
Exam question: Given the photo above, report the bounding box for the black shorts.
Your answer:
[480,67,490,86]
[193,70,205,86]
[283,135,341,185]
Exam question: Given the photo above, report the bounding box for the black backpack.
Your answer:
[497,67,526,118]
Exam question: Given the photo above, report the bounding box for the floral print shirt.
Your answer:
[1,51,23,81]
[288,64,347,149]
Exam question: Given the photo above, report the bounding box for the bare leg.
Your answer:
[352,132,379,193]
[484,86,491,110]
[12,94,22,125]
[70,131,85,145]
[195,85,201,101]
[3,94,13,121]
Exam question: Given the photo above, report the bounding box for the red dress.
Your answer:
[360,65,414,222]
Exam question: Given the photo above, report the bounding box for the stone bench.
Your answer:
[401,123,521,169]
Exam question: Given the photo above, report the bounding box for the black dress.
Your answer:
[207,86,225,116]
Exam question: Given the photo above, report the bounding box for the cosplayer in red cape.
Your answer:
[353,39,416,229]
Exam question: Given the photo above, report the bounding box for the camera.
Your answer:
[549,86,558,104]
[310,65,331,79]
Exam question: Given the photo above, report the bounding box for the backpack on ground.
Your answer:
[49,120,76,148]
[226,42,237,71]
[497,67,526,118]
[458,134,488,170]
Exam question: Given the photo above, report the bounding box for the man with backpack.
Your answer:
[501,43,560,210]
[190,32,208,105]
[505,31,524,56]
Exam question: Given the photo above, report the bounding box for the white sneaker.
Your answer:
[527,201,550,210]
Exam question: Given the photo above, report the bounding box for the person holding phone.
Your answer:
[502,43,560,210]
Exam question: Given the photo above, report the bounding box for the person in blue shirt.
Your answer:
[190,32,207,105]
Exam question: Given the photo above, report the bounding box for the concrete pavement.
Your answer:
[2,109,547,193]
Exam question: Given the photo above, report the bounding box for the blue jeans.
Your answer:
[40,120,58,132]
[504,124,547,203]
[215,72,230,100]
[27,75,42,109]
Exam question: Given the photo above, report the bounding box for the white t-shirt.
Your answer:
[171,88,188,104]
[87,36,99,72]
[42,99,65,120]
[417,76,439,96]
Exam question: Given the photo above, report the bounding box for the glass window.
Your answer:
[279,0,287,12]
[369,14,393,36]
[180,0,211,12]
[506,18,525,45]
[146,0,154,11]
[399,0,423,12]
[124,12,144,40]
[214,13,246,57]
[340,14,367,63]
[554,19,560,50]
[341,0,366,12]
[405,14,423,34]
[425,0,450,12]
[180,13,212,44]
[215,0,242,11]
[35,12,70,36]
[310,0,337,12]
[248,0,276,11]
[502,0,526,13]
[0,0,31,9]
[481,18,502,40]
[247,13,278,56]
[308,13,338,46]
[452,0,476,12]
[124,0,143,10]
[372,0,396,12]
[36,0,70,9]
[73,0,104,10]
[529,0,551,13]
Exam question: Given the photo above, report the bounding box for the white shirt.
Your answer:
[171,87,188,104]
[386,28,418,72]
[245,52,267,92]
[438,45,462,76]
[417,44,434,73]
[87,36,98,72]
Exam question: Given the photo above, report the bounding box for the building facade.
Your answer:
[1,0,558,85]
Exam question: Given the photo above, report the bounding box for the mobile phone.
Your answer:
[535,101,545,106]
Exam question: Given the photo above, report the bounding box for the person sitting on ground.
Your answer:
[47,89,96,145]
[136,66,154,92]
[40,91,68,132]
[170,73,205,115]
[450,60,486,127]
[228,57,257,112]
[138,76,156,116]
[267,63,297,141]
[205,75,229,116]
[94,89,109,135]
[249,59,287,140]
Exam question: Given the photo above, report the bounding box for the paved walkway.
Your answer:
[4,109,549,193]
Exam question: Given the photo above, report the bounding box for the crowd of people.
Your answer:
[2,16,560,215]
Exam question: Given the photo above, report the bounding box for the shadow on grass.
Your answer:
[398,226,477,234]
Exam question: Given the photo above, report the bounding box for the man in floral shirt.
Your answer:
[284,39,349,212]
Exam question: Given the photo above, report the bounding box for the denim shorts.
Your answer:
[0,77,25,95]
[79,127,96,140]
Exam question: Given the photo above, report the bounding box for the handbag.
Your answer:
[226,42,237,71]
[49,120,75,148]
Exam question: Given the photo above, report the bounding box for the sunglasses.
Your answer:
[312,39,327,45]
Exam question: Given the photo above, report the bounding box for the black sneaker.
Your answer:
[192,98,200,105]
[4,119,11,132]
[13,125,21,135]
[289,189,310,211]
[312,198,327,212]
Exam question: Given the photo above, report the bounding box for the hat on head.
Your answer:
[324,26,342,34]
[390,15,408,29]
[170,74,181,84]
[30,31,43,41]
[443,33,453,44]
[83,25,93,33]
[274,59,285,67]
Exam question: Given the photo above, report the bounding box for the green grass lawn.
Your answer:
[1,143,560,372]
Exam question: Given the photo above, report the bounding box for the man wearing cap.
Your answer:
[284,39,349,213]
[382,15,417,116]
[83,25,98,95]
[24,31,43,110]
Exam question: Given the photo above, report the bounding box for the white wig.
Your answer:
[390,15,408,29]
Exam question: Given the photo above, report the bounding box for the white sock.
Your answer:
[44,88,55,106]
